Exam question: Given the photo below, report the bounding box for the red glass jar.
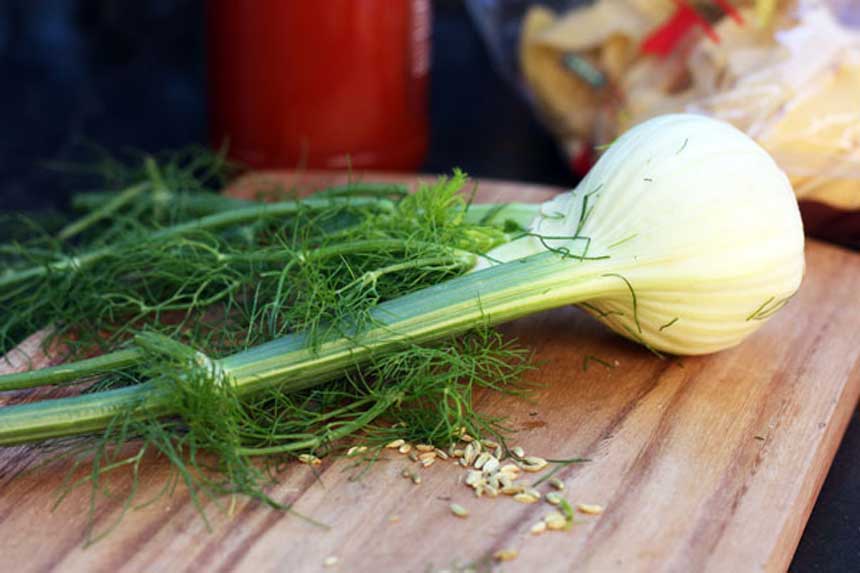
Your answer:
[207,1,431,171]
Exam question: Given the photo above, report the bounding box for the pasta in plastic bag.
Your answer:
[468,0,860,242]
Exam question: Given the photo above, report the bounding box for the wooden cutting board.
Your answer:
[2,174,860,573]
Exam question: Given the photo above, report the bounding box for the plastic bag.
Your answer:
[468,0,860,243]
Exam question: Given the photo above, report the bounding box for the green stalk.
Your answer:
[0,253,622,446]
[71,182,409,217]
[58,181,151,241]
[0,239,476,393]
[0,348,142,391]
[0,196,391,291]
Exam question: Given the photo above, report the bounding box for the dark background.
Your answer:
[0,1,857,569]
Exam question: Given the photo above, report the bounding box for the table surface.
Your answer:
[0,1,857,570]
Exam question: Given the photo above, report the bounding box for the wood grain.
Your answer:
[1,174,858,573]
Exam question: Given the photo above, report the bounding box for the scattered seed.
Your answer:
[411,474,422,484]
[459,458,469,468]
[546,492,564,506]
[416,444,435,452]
[530,521,547,535]
[511,446,525,458]
[418,451,437,462]
[521,456,548,472]
[577,503,604,515]
[493,549,518,562]
[453,448,465,458]
[398,443,412,454]
[461,433,475,443]
[498,474,513,489]
[386,439,405,449]
[513,492,540,504]
[346,445,367,457]
[524,488,542,499]
[463,444,477,465]
[389,515,400,522]
[450,503,469,518]
[473,440,483,454]
[482,439,500,450]
[434,448,449,460]
[549,477,565,491]
[501,485,524,496]
[482,457,500,475]
[545,511,567,530]
[494,445,503,459]
[484,485,499,497]
[499,463,521,476]
[474,484,484,498]
[465,470,483,487]
[298,454,321,465]
[421,457,436,468]
[323,556,339,567]
[474,452,492,470]
[408,451,419,462]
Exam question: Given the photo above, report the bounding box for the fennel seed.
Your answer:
[415,444,435,452]
[511,446,525,459]
[434,448,449,460]
[386,439,405,449]
[530,521,547,535]
[346,445,367,457]
[474,452,492,470]
[450,503,469,518]
[417,451,437,462]
[323,556,339,567]
[545,492,564,506]
[465,470,483,487]
[298,454,321,465]
[398,443,412,454]
[577,503,604,515]
[499,463,521,476]
[545,511,567,530]
[463,444,477,465]
[521,456,548,472]
[513,492,540,504]
[493,549,518,562]
[482,456,500,475]
[549,477,565,491]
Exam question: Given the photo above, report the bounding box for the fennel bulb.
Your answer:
[483,113,805,354]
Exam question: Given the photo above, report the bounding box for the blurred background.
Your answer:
[0,0,573,213]
[0,1,858,569]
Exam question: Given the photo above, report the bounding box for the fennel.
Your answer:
[0,114,805,527]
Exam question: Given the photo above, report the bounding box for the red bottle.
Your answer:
[207,1,431,171]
